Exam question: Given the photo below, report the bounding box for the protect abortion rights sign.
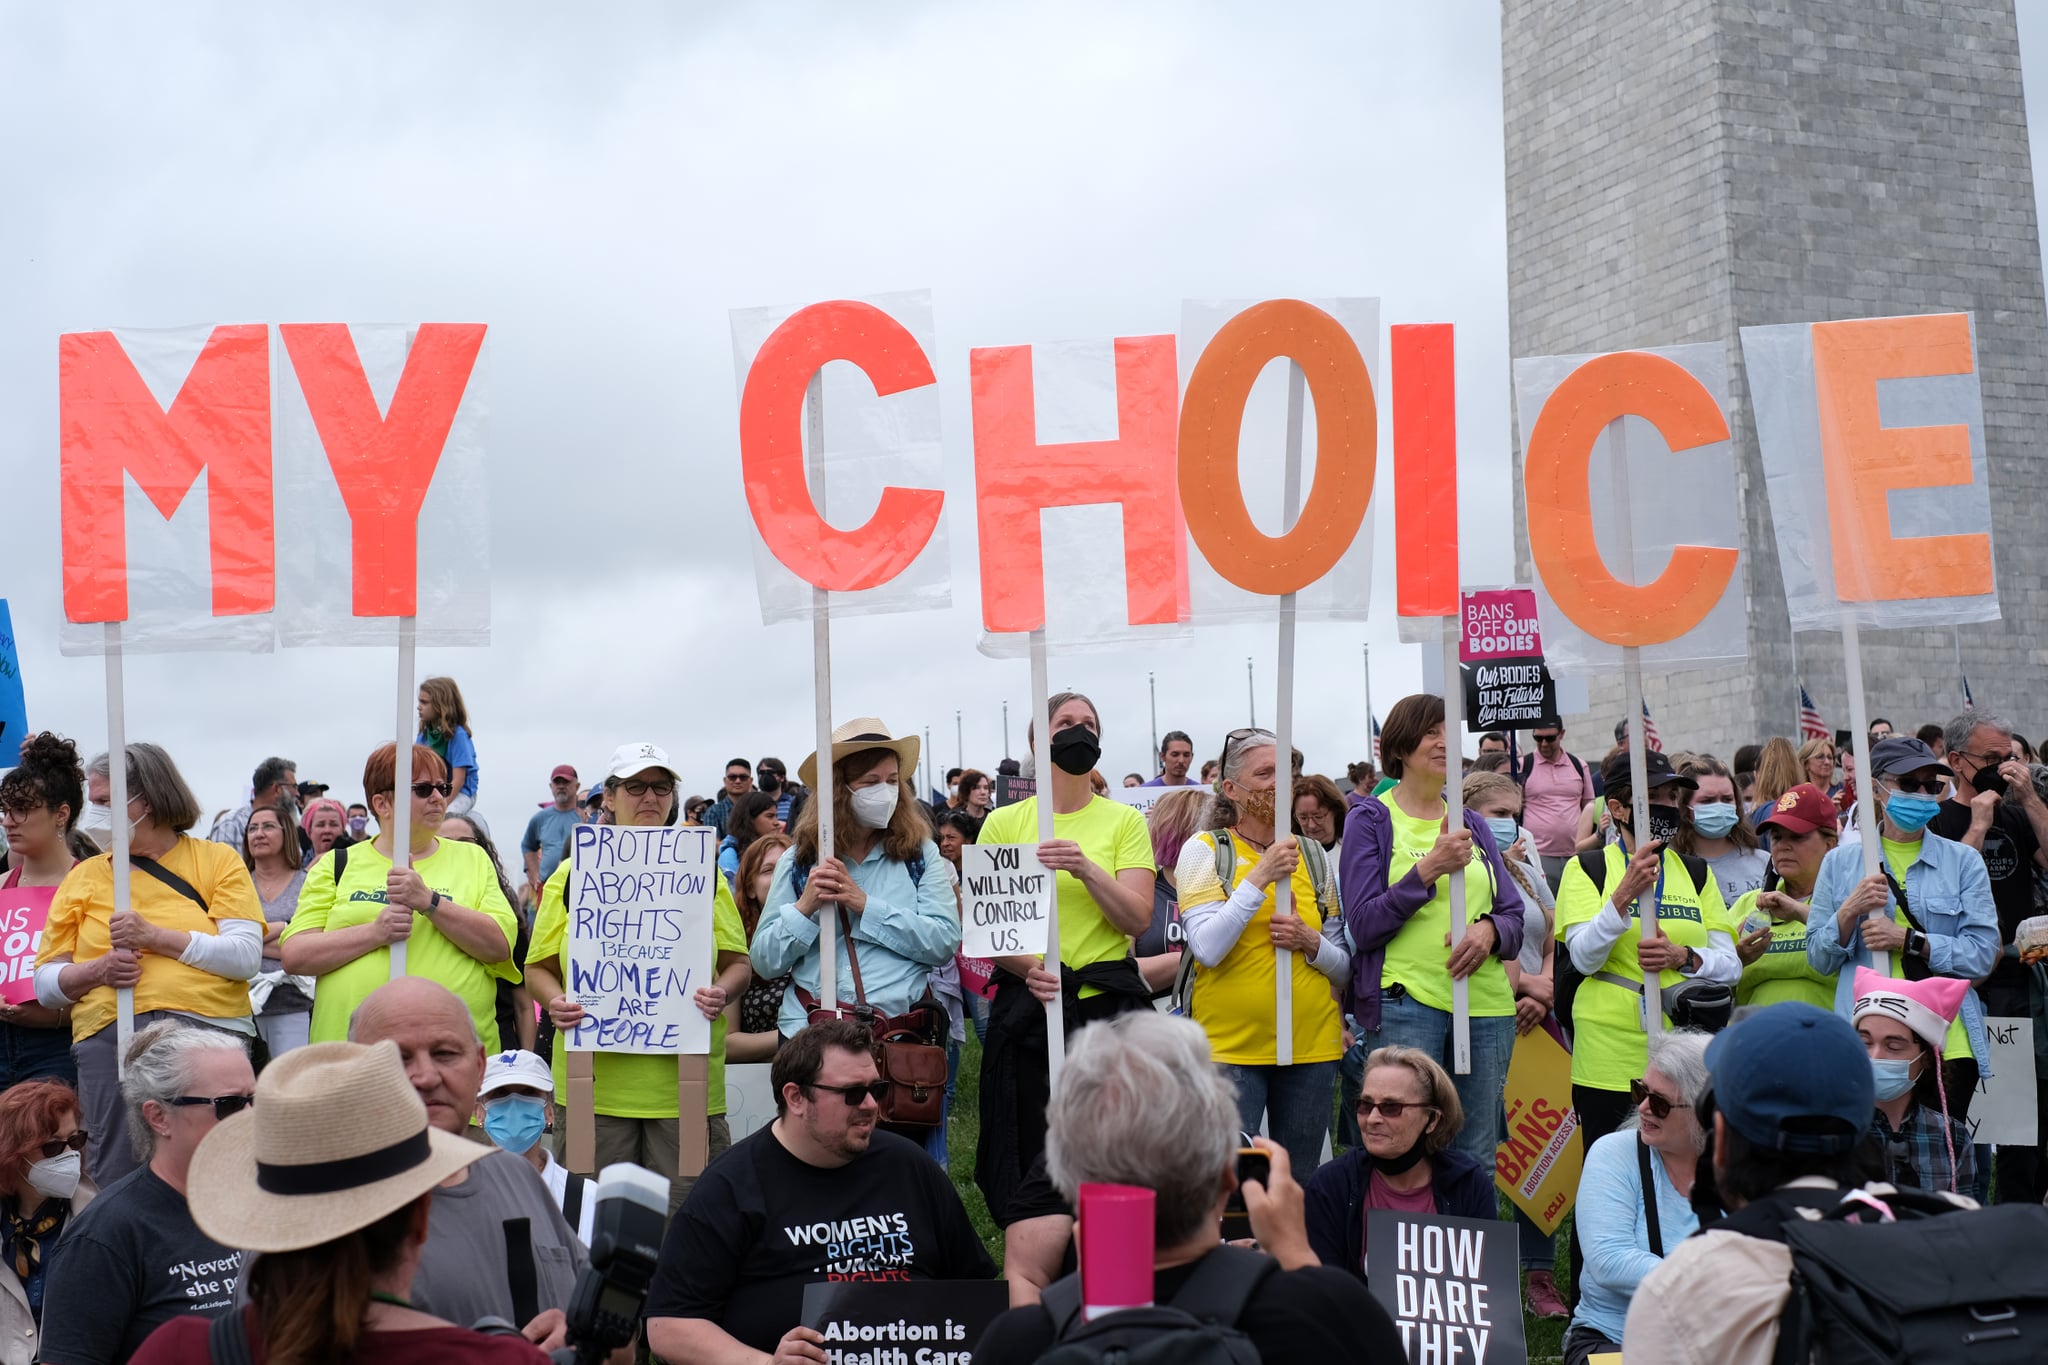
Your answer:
[1458,587,1558,733]
[1367,1210,1526,1365]
[959,844,1052,958]
[800,1280,1010,1365]
[563,823,718,1053]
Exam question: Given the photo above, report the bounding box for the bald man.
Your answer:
[350,978,603,1355]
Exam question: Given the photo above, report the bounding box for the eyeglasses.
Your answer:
[806,1081,890,1107]
[1960,750,2014,770]
[168,1094,255,1121]
[1356,1098,1436,1120]
[37,1131,88,1160]
[1629,1079,1690,1120]
[1885,776,1947,795]
[623,779,676,798]
[410,781,453,799]
[1533,733,1562,745]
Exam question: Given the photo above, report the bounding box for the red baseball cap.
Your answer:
[550,764,578,782]
[1758,783,1838,836]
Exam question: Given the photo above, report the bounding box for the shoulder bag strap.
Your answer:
[838,907,868,1008]
[502,1216,540,1328]
[562,1170,588,1229]
[1881,863,1927,934]
[130,853,208,912]
[333,843,349,884]
[1638,1136,1664,1258]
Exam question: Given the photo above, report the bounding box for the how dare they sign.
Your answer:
[960,844,1052,959]
[564,823,717,1054]
[1367,1210,1526,1365]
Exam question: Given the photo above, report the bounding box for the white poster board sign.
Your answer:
[1112,784,1203,819]
[960,843,1052,958]
[725,1063,779,1142]
[1971,1016,2038,1148]
[563,824,716,1054]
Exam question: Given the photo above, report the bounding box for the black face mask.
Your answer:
[1973,759,2008,798]
[1619,803,1685,846]
[1375,1131,1433,1175]
[1050,725,1102,777]
[760,772,782,795]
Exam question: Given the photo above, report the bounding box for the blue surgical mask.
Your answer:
[1882,790,1942,836]
[1871,1056,1917,1102]
[1485,816,1520,851]
[483,1096,548,1155]
[1691,802,1740,839]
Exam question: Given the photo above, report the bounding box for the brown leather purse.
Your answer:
[798,908,949,1130]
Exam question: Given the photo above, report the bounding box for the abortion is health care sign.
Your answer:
[564,824,717,1054]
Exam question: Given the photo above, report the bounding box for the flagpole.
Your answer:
[1363,643,1376,768]
[1247,657,1256,727]
[1789,630,1803,740]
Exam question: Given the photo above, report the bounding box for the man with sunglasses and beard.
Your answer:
[645,1020,994,1365]
[1808,735,1997,1195]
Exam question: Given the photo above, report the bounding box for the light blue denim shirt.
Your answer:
[1569,1129,1699,1345]
[1806,831,1998,1074]
[750,837,962,1038]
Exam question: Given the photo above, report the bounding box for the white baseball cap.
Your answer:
[479,1049,554,1097]
[606,742,683,783]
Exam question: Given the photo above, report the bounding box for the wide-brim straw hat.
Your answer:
[187,1040,489,1255]
[798,718,921,790]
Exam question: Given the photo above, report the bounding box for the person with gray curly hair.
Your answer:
[39,1021,252,1365]
[973,1012,1401,1365]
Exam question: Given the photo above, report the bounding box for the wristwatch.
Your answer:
[1682,946,1702,975]
[1908,930,1930,960]
[425,890,444,915]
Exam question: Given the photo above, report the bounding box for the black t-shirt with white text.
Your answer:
[40,1165,242,1365]
[1931,799,2040,992]
[644,1124,997,1352]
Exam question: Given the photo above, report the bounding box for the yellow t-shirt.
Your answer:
[1555,844,1735,1091]
[38,837,267,1042]
[529,858,750,1118]
[283,838,519,1052]
[1878,837,1969,1061]
[976,795,1154,997]
[1730,888,1836,1011]
[1376,794,1511,1018]
[1176,831,1343,1066]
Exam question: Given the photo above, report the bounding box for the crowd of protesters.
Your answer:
[3,679,2048,1363]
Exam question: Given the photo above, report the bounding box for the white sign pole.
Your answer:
[807,375,838,1011]
[1363,643,1376,763]
[389,616,415,980]
[1841,610,1888,978]
[105,622,134,1072]
[1608,416,1661,1039]
[1443,622,1471,1073]
[1030,628,1064,1087]
[1272,363,1304,1068]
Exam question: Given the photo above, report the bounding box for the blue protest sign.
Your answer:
[0,602,25,755]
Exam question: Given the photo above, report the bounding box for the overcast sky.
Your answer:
[4,3,2045,842]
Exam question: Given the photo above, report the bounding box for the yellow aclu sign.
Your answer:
[1493,1027,1583,1235]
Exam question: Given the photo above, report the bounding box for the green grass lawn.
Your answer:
[941,1031,1572,1362]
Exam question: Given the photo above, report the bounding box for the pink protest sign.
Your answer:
[1461,587,1543,663]
[0,881,54,1006]
[957,953,997,1000]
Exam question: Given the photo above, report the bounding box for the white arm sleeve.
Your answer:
[1690,931,1741,985]
[34,962,76,1009]
[1308,914,1352,982]
[178,918,264,981]
[1568,898,1636,976]
[1177,837,1267,967]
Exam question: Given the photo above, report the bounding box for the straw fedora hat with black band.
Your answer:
[186,1040,489,1255]
[798,718,921,791]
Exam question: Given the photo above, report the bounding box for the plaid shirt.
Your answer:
[1871,1102,1975,1194]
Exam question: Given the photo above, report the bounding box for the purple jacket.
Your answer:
[1339,790,1526,1031]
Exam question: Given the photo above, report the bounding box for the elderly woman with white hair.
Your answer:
[1562,1029,1713,1365]
[38,1021,255,1365]
[971,1012,1402,1365]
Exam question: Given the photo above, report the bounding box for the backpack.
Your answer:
[1169,835,1336,1017]
[1555,846,1710,1035]
[1516,749,1588,790]
[1037,1244,1274,1365]
[1772,1193,2048,1365]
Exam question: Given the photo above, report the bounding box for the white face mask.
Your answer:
[26,1150,80,1201]
[849,784,899,830]
[79,802,111,835]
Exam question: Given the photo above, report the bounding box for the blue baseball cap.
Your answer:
[1704,1003,1872,1154]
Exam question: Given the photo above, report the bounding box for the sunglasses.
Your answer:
[725,773,751,784]
[1533,733,1561,744]
[168,1094,255,1121]
[1885,776,1947,795]
[1629,1079,1690,1120]
[623,779,676,798]
[1356,1098,1436,1120]
[410,781,453,798]
[807,1081,890,1106]
[37,1130,88,1160]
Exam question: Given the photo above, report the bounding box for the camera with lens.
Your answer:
[560,1163,670,1365]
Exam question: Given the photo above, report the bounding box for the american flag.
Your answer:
[1964,677,1975,712]
[1799,684,1829,742]
[1641,698,1663,753]
[1370,712,1382,760]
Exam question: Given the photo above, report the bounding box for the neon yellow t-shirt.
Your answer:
[1176,831,1343,1066]
[1730,888,1836,1011]
[1376,794,1511,1018]
[284,838,520,1052]
[1878,837,1969,1061]
[38,837,268,1042]
[976,795,1154,997]
[528,858,749,1118]
[1555,844,1734,1091]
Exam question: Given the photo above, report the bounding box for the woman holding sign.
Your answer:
[974,693,1155,1227]
[282,744,518,1051]
[1339,694,1525,1166]
[0,735,87,1090]
[1178,728,1350,1175]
